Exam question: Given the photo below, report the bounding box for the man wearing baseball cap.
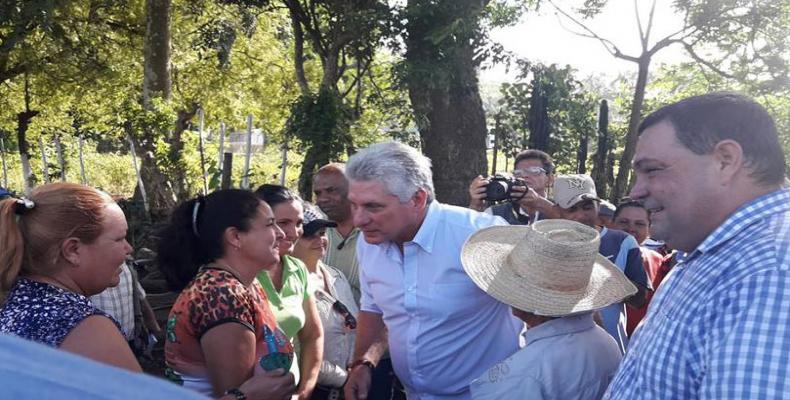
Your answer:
[462,219,635,400]
[553,174,649,354]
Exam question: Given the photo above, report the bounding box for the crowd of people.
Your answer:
[0,91,788,400]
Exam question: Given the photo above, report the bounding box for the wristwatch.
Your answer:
[347,359,376,372]
[223,387,247,400]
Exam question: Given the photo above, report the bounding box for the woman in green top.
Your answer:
[254,184,324,400]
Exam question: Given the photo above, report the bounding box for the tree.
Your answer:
[402,0,493,205]
[498,62,598,174]
[549,0,790,199]
[279,0,390,200]
[590,99,610,196]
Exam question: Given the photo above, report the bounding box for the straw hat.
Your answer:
[461,219,637,317]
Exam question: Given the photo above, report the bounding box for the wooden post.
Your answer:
[197,108,208,194]
[38,136,50,184]
[128,135,150,216]
[78,135,87,184]
[280,142,288,186]
[217,122,225,171]
[491,114,500,175]
[0,137,8,188]
[221,152,233,189]
[241,114,253,189]
[54,135,66,182]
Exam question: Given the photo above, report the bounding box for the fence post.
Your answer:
[280,142,288,186]
[241,114,253,189]
[78,135,87,184]
[0,137,8,188]
[197,109,208,194]
[38,136,50,184]
[54,135,66,182]
[221,152,233,189]
[128,135,150,216]
[217,122,225,171]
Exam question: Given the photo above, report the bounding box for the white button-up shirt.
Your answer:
[357,201,523,399]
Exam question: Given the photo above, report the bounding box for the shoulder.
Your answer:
[0,280,108,347]
[284,255,309,276]
[601,228,631,243]
[176,269,253,314]
[322,263,347,281]
[434,202,507,231]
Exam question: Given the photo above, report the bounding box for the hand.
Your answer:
[239,367,296,400]
[468,175,490,211]
[510,185,537,206]
[344,364,373,400]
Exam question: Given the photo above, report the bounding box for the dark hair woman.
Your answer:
[158,189,296,399]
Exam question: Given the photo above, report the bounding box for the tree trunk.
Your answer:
[143,0,172,103]
[405,0,489,206]
[16,110,38,194]
[291,13,310,95]
[169,104,199,199]
[137,0,176,216]
[577,130,588,174]
[298,144,330,202]
[528,79,550,152]
[612,56,650,200]
[591,99,609,196]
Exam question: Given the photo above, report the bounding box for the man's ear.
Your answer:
[411,189,428,210]
[712,139,745,184]
[60,237,82,266]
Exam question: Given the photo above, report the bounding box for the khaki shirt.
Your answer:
[322,227,361,305]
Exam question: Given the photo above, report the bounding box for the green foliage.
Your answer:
[647,62,790,175]
[497,62,599,173]
[284,88,351,158]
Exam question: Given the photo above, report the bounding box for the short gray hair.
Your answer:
[346,141,435,203]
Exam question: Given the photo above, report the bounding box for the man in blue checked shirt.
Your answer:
[604,92,790,399]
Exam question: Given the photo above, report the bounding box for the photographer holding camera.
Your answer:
[469,149,560,225]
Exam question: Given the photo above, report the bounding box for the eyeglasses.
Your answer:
[512,166,547,177]
[315,291,357,329]
[333,300,357,330]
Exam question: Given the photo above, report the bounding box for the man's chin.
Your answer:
[362,232,384,244]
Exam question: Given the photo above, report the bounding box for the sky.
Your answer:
[480,1,690,84]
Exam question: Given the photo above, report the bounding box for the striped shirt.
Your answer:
[90,263,144,340]
[605,188,790,399]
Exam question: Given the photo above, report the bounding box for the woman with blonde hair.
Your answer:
[0,182,139,371]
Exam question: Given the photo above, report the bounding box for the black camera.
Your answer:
[485,175,526,202]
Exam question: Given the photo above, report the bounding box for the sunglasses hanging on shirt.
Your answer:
[315,290,357,330]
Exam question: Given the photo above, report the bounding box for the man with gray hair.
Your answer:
[343,141,523,400]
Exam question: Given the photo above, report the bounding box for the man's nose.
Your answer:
[629,176,648,200]
[352,209,368,227]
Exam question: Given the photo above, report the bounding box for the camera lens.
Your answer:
[485,180,510,202]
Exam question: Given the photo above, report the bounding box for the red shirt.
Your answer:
[165,267,293,380]
[626,248,674,336]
